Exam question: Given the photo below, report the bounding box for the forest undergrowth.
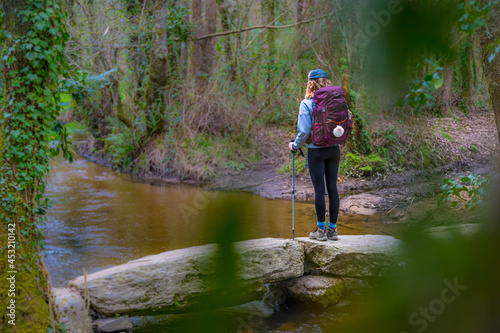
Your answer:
[56,0,500,185]
[70,98,497,184]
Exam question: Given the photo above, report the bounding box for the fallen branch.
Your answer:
[388,204,399,213]
[195,11,335,40]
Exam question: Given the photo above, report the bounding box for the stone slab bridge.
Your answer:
[53,235,403,333]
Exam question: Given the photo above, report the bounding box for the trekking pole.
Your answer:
[291,139,295,240]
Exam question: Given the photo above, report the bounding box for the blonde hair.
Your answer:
[304,72,333,99]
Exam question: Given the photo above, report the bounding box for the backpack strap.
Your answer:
[311,102,318,119]
[306,100,316,145]
[327,118,349,125]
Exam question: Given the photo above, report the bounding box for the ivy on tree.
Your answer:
[1,0,73,330]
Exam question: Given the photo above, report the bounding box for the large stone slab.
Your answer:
[234,238,304,284]
[297,235,403,277]
[68,238,303,316]
[53,287,92,333]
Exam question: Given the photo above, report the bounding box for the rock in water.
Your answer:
[218,300,275,318]
[68,238,303,315]
[297,235,402,277]
[92,316,133,332]
[426,223,481,239]
[284,275,345,307]
[53,287,92,333]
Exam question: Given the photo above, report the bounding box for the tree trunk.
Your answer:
[294,0,307,55]
[202,0,217,79]
[1,1,55,331]
[181,0,190,79]
[459,35,473,113]
[440,66,454,114]
[480,4,500,150]
[79,0,132,130]
[217,0,234,81]
[261,0,275,87]
[191,0,203,85]
[191,0,216,88]
[145,0,169,135]
[124,0,150,89]
[296,0,304,22]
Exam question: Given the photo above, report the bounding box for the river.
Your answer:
[43,138,398,332]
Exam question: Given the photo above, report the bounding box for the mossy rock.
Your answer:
[284,275,345,308]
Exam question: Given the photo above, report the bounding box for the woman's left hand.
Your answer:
[288,142,295,151]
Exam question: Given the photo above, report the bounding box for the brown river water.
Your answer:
[43,139,398,332]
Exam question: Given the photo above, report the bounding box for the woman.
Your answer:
[288,69,340,241]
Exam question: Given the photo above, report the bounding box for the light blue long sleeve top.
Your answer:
[292,98,328,149]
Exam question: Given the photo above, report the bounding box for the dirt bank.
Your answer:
[211,111,498,223]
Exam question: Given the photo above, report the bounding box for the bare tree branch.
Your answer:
[243,8,291,51]
[195,11,334,40]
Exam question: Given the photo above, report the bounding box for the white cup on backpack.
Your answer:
[333,125,344,137]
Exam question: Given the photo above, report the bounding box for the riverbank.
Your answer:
[212,111,498,229]
[75,109,498,230]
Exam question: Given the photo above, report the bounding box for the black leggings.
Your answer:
[308,146,340,223]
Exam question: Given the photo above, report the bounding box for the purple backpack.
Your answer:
[306,86,352,146]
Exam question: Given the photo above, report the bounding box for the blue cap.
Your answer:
[308,69,329,80]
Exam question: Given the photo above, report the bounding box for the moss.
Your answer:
[290,277,346,308]
[311,280,345,307]
[0,134,53,332]
[0,223,51,332]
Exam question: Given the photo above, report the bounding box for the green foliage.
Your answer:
[376,128,403,168]
[1,0,72,232]
[100,123,136,170]
[65,68,117,103]
[223,161,246,171]
[340,152,387,177]
[278,153,307,176]
[167,4,191,44]
[488,42,500,63]
[439,172,492,210]
[64,120,87,135]
[347,90,372,155]
[457,0,493,34]
[442,132,456,142]
[51,121,73,163]
[63,68,121,140]
[0,0,72,330]
[399,60,444,115]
